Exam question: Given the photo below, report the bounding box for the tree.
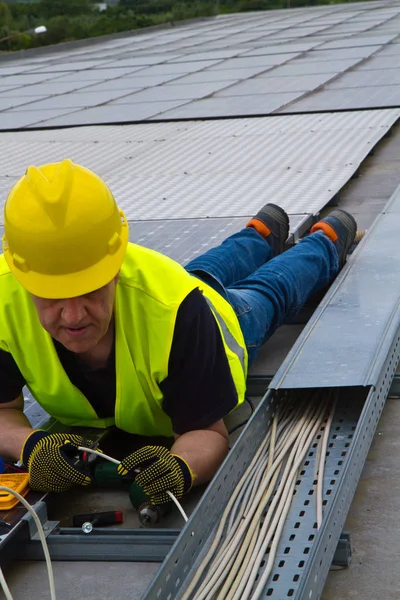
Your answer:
[39,0,94,19]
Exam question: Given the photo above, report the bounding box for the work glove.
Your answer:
[117,445,195,505]
[21,431,95,493]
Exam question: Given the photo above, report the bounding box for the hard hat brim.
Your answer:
[5,227,129,299]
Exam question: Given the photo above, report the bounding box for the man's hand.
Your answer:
[22,431,95,493]
[117,445,194,505]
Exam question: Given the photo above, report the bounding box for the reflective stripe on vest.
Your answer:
[204,297,246,371]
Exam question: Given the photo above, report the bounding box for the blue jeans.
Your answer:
[185,228,339,365]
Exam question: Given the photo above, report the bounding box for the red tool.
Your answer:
[73,510,123,533]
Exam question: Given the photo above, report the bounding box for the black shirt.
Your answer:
[0,289,238,434]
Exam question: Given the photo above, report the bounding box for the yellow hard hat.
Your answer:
[2,159,129,299]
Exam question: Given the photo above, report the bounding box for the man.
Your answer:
[0,159,356,505]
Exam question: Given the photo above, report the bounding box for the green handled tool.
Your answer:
[93,461,171,526]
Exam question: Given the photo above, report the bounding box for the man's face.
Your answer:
[31,276,119,354]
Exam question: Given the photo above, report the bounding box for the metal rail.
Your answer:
[20,530,180,563]
[143,189,400,599]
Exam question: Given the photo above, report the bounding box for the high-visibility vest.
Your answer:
[0,243,248,436]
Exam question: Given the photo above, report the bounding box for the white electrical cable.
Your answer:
[250,402,328,600]
[227,424,275,531]
[203,545,241,600]
[183,391,335,600]
[250,476,298,600]
[267,406,278,471]
[239,401,327,600]
[221,468,283,600]
[192,436,291,600]
[78,446,189,523]
[0,566,13,600]
[244,395,330,599]
[226,421,281,534]
[316,393,338,529]
[166,491,189,523]
[180,431,277,600]
[0,486,57,600]
[77,447,120,465]
[182,399,315,600]
[221,411,292,600]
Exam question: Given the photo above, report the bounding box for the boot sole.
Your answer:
[258,203,290,253]
[330,209,357,265]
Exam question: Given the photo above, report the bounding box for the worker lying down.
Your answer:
[0,159,356,505]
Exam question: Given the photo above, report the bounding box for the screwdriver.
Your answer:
[73,510,123,533]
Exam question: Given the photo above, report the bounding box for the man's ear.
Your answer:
[114,271,120,285]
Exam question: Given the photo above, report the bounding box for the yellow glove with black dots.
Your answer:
[22,431,95,493]
[117,445,195,505]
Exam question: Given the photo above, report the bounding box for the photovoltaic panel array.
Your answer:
[1,1,400,126]
[0,110,398,229]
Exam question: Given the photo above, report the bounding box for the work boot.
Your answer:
[310,209,357,267]
[246,203,290,256]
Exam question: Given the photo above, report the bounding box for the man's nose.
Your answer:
[61,298,87,324]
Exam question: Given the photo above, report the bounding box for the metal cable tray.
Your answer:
[144,188,400,599]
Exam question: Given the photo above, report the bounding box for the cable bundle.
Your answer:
[182,390,337,600]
